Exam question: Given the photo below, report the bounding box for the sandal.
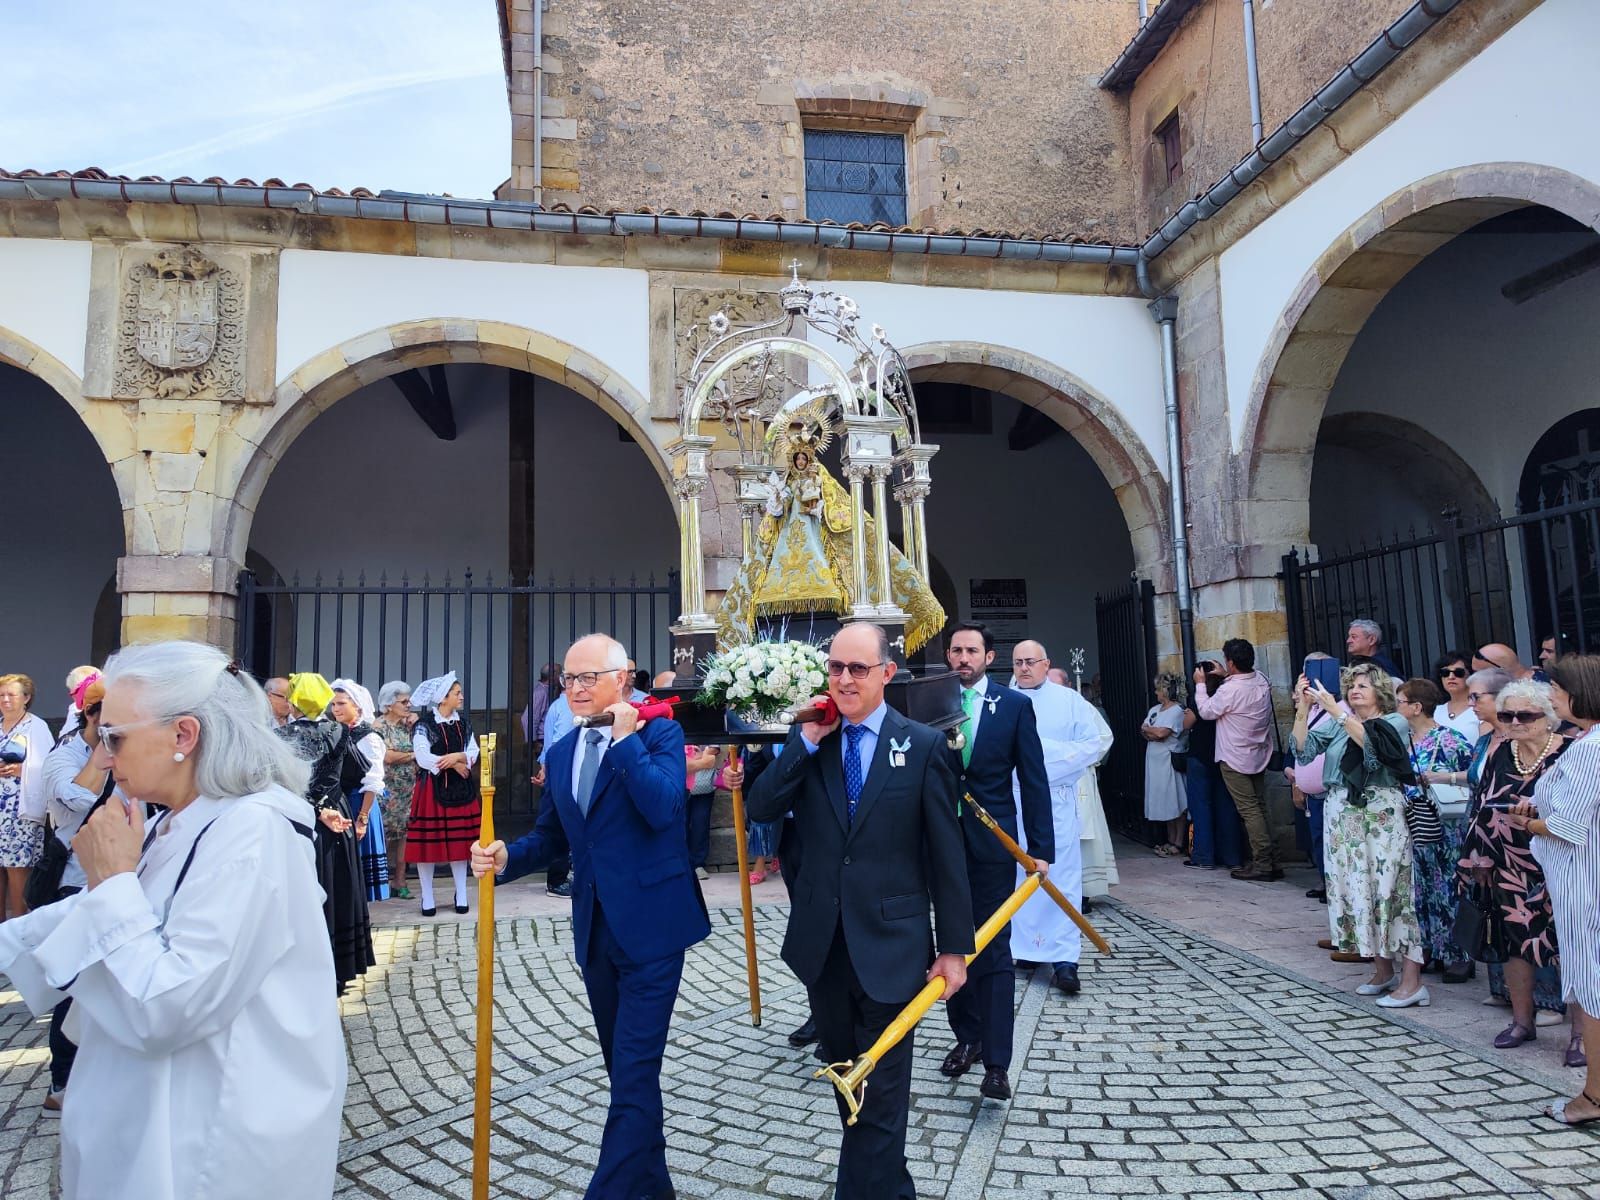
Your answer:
[1566,1033,1588,1069]
[749,869,766,885]
[1493,1021,1537,1049]
[1544,1090,1600,1126]
[392,887,412,901]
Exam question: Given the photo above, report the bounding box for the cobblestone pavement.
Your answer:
[5,899,1600,1199]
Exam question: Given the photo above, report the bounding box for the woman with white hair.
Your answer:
[375,680,416,900]
[330,679,389,902]
[406,671,481,917]
[0,641,345,1199]
[1458,677,1572,1050]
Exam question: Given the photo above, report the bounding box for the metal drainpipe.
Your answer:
[1139,255,1196,669]
[1138,0,1148,24]
[532,0,544,207]
[1242,0,1264,144]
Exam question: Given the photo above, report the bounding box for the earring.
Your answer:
[173,751,186,763]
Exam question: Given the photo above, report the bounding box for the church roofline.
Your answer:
[0,169,1143,266]
[1098,0,1207,92]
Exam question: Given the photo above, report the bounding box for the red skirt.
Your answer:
[404,772,481,864]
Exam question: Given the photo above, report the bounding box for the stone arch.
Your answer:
[900,340,1172,587]
[221,319,675,566]
[1241,163,1600,539]
[0,324,134,511]
[1314,411,1499,532]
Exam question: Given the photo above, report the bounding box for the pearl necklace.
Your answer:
[1511,731,1557,776]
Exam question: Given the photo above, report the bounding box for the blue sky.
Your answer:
[5,1,510,198]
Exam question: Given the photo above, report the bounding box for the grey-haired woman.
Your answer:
[1142,673,1188,855]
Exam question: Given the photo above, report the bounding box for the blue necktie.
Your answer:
[575,729,603,816]
[844,723,866,822]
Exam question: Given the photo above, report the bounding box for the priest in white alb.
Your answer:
[1008,641,1109,995]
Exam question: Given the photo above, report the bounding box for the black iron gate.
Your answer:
[236,568,679,837]
[1281,487,1600,674]
[1094,577,1158,844]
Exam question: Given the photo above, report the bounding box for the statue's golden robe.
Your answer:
[716,463,944,653]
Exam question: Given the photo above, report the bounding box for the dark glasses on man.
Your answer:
[826,660,884,680]
[1496,710,1546,725]
[1439,667,1468,679]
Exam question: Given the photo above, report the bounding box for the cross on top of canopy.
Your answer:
[680,262,923,455]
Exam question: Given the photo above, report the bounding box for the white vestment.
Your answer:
[0,787,346,1200]
[1007,680,1104,965]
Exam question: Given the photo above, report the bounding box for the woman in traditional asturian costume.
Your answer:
[330,679,389,902]
[0,641,345,1200]
[405,671,481,916]
[278,672,375,993]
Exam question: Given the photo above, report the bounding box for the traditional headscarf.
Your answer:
[410,671,458,711]
[70,671,103,711]
[287,672,335,719]
[330,678,375,725]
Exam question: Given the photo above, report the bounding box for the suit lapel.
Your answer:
[822,732,849,832]
[970,683,1004,764]
[549,733,582,825]
[846,709,901,841]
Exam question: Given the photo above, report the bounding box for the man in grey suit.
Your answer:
[747,621,973,1200]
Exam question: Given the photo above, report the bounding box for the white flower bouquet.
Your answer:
[697,639,830,722]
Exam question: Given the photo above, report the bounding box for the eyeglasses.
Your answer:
[1496,710,1547,725]
[96,718,169,756]
[1013,657,1045,669]
[1439,667,1468,679]
[826,659,885,680]
[561,670,620,690]
[265,689,287,700]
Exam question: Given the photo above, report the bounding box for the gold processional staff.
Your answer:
[473,733,497,1200]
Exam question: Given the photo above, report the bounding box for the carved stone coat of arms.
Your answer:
[111,246,247,400]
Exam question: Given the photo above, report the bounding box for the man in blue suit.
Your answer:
[940,621,1053,1102]
[473,633,708,1200]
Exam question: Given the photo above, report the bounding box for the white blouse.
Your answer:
[412,708,480,774]
[0,787,346,1200]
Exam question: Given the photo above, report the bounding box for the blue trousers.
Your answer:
[581,905,685,1200]
[1306,793,1325,881]
[1185,761,1243,868]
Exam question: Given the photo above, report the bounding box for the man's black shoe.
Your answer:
[1080,898,1095,914]
[1052,963,1081,995]
[979,1066,1011,1101]
[787,1017,818,1047]
[1014,958,1041,971]
[546,879,573,898]
[939,1041,982,1077]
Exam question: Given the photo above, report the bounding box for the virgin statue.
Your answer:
[716,424,944,653]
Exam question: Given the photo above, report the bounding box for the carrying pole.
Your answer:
[726,745,763,1025]
[472,733,498,1200]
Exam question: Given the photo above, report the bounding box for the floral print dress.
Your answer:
[376,718,417,841]
[1296,711,1423,962]
[0,721,44,868]
[1458,737,1568,1012]
[1405,724,1474,963]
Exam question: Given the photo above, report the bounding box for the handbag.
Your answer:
[24,776,116,909]
[1170,750,1189,775]
[1403,786,1445,844]
[1451,883,1507,964]
[1266,713,1286,773]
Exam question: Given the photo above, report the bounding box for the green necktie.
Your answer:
[960,687,977,767]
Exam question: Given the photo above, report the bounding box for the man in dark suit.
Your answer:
[747,621,973,1200]
[940,622,1053,1102]
[473,633,708,1200]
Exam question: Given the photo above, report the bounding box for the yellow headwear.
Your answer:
[286,672,334,719]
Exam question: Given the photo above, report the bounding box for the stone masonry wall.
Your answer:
[505,0,1140,241]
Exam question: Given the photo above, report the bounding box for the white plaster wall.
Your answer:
[275,250,652,402]
[0,238,92,379]
[0,366,122,701]
[1220,0,1600,451]
[842,281,1167,479]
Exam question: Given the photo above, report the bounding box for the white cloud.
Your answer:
[4,0,508,197]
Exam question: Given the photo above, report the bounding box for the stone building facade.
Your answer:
[3,0,1598,852]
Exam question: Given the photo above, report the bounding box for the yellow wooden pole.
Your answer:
[815,871,1044,1124]
[726,745,763,1026]
[472,733,498,1200]
[965,795,1114,957]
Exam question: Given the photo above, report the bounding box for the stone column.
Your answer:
[844,463,875,620]
[119,555,242,650]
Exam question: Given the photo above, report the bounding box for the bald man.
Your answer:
[1474,643,1536,681]
[475,634,708,1200]
[1008,641,1104,995]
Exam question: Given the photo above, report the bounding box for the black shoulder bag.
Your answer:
[25,775,116,910]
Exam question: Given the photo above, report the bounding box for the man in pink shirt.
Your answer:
[1192,638,1280,881]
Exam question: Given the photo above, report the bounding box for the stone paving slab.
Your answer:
[4,900,1600,1198]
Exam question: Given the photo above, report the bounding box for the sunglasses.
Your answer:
[1468,691,1495,703]
[826,659,885,680]
[1439,667,1468,679]
[96,717,170,756]
[1496,710,1547,725]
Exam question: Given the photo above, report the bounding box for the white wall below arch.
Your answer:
[1220,0,1600,451]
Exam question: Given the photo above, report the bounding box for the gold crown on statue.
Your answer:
[770,396,836,467]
